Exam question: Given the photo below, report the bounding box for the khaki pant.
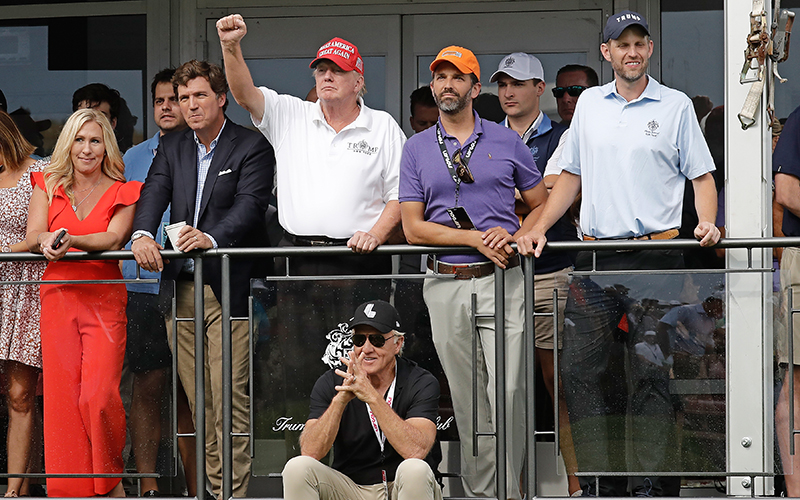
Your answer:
[780,247,800,365]
[533,267,571,349]
[171,281,251,496]
[282,456,442,500]
[423,267,526,500]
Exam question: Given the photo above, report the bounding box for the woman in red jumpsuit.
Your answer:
[26,108,141,497]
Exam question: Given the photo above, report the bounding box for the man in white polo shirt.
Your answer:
[216,13,405,406]
[217,14,403,257]
[519,10,719,497]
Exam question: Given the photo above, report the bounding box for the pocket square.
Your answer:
[218,168,233,176]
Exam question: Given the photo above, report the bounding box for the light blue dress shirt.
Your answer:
[123,133,170,294]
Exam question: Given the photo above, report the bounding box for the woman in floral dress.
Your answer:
[0,110,47,497]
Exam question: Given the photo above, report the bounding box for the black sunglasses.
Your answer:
[352,332,397,348]
[552,85,588,98]
[453,149,475,184]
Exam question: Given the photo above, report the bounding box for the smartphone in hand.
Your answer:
[51,229,67,250]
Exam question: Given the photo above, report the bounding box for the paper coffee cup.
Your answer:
[165,221,187,250]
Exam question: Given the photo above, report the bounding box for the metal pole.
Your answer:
[248,296,255,458]
[170,281,179,477]
[553,288,560,458]
[523,256,536,500]
[194,259,206,500]
[790,286,795,455]
[495,265,507,500]
[221,255,233,500]
[472,293,479,457]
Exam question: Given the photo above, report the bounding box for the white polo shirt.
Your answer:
[253,87,406,238]
[557,77,714,239]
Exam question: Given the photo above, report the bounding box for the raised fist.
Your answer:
[216,14,247,43]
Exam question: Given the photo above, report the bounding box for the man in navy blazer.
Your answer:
[131,59,274,497]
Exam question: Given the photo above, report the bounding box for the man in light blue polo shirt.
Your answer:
[122,68,196,497]
[519,10,720,497]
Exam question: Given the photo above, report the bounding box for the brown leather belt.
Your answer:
[427,254,520,280]
[582,228,679,241]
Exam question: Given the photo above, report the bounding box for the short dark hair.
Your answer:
[71,83,121,120]
[556,65,599,87]
[151,68,177,105]
[409,86,436,117]
[172,60,229,111]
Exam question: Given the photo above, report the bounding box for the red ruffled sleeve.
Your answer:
[31,171,71,226]
[106,180,142,218]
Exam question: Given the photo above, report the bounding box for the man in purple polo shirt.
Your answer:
[399,45,547,500]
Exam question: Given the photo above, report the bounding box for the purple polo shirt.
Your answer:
[400,112,542,264]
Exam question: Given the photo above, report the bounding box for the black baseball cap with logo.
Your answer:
[603,10,650,42]
[349,300,401,334]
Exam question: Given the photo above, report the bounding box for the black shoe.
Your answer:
[25,485,46,498]
[142,491,160,497]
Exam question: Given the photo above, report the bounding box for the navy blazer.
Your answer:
[132,119,275,316]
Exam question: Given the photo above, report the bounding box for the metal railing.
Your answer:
[0,236,792,499]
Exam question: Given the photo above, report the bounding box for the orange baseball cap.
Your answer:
[429,46,480,81]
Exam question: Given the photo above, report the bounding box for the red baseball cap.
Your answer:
[310,37,364,75]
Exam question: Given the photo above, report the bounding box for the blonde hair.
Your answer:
[0,111,35,172]
[43,109,125,204]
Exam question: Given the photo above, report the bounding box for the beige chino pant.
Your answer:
[171,281,251,496]
[423,267,526,500]
[282,455,442,500]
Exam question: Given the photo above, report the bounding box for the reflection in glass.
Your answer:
[0,23,145,153]
[560,251,725,495]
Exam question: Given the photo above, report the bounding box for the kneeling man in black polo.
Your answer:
[282,300,442,500]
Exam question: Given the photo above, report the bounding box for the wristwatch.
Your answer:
[1,245,11,253]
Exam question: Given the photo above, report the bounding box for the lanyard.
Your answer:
[436,123,478,206]
[365,371,397,453]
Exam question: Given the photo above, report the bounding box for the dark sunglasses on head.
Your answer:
[453,149,475,184]
[352,332,396,348]
[552,85,588,98]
